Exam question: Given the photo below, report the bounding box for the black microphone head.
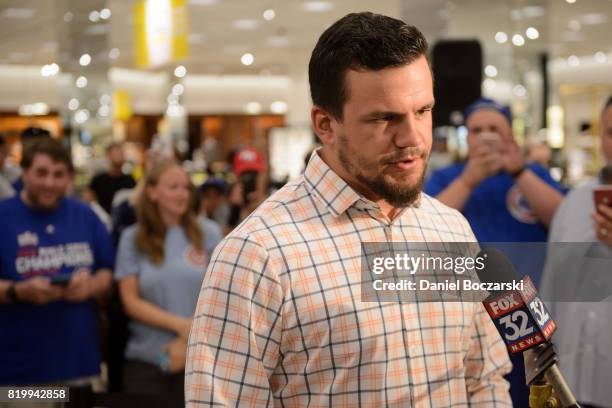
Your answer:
[476,247,520,295]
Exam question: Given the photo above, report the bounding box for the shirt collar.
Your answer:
[303,148,421,218]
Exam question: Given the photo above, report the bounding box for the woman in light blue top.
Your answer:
[115,159,222,405]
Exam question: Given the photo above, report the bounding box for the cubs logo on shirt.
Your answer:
[184,246,208,268]
[506,185,538,224]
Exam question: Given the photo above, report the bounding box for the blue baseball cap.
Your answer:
[200,177,228,195]
[464,98,512,125]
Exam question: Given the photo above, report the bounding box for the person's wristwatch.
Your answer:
[5,282,19,304]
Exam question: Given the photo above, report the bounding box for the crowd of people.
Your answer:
[0,10,611,408]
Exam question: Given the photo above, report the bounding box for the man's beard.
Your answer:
[337,135,427,207]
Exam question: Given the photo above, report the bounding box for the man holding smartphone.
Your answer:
[426,98,564,242]
[540,96,612,408]
[0,138,114,388]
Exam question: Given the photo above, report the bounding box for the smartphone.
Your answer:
[50,274,72,287]
[479,132,502,152]
[593,185,612,213]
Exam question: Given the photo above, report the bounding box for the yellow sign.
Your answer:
[134,0,189,68]
[113,90,132,121]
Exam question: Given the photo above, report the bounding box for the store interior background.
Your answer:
[0,0,611,187]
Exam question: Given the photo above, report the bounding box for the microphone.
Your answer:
[476,247,580,408]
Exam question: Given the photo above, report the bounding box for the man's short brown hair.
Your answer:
[21,138,74,173]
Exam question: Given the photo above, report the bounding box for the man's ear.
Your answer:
[311,106,336,145]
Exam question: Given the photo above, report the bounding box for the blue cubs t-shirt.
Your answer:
[425,162,564,242]
[0,196,115,385]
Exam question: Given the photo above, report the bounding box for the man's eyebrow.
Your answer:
[423,101,436,109]
[362,111,404,119]
[419,101,435,110]
[361,100,436,120]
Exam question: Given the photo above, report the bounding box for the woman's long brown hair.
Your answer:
[135,159,203,265]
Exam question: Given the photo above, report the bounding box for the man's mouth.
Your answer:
[390,157,420,170]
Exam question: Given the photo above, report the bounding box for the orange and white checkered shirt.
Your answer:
[186,151,512,407]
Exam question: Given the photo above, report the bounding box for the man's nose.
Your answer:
[393,115,420,148]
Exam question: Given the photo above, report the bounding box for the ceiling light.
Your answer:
[76,76,88,88]
[512,34,525,46]
[263,9,276,21]
[89,10,100,22]
[75,109,90,124]
[63,12,73,22]
[68,98,80,111]
[568,19,581,31]
[484,65,498,77]
[49,63,59,75]
[270,101,287,114]
[100,94,111,105]
[41,63,60,77]
[232,19,259,30]
[526,27,539,40]
[109,48,120,59]
[98,105,111,117]
[567,55,580,67]
[495,32,508,44]
[99,8,111,19]
[172,84,185,96]
[166,104,185,117]
[245,102,262,114]
[595,51,607,63]
[302,1,333,12]
[483,79,496,91]
[79,53,91,66]
[40,65,52,77]
[241,53,254,66]
[1,8,35,19]
[513,84,527,97]
[167,94,179,104]
[566,0,576,3]
[174,65,187,78]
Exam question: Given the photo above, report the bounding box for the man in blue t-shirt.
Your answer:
[426,98,564,243]
[0,138,114,386]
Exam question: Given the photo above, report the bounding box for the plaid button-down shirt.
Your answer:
[186,151,512,407]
